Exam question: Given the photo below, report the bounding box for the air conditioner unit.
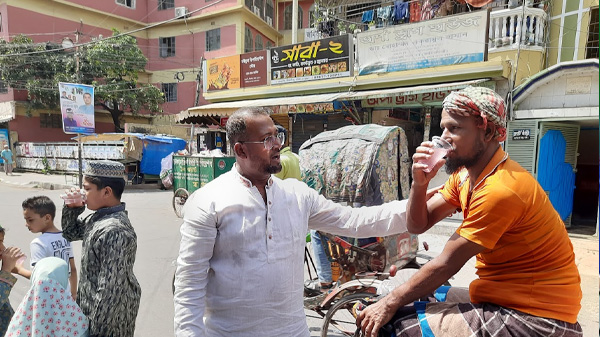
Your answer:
[266,17,273,26]
[253,6,261,16]
[175,7,189,19]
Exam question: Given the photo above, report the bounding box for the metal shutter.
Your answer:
[505,120,539,175]
[291,114,327,153]
[326,113,353,131]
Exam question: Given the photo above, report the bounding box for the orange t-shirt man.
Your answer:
[439,147,581,323]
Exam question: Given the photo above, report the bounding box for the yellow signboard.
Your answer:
[206,55,241,91]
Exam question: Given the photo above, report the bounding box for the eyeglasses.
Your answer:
[239,133,285,150]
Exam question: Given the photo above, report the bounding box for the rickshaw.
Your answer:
[171,155,236,217]
[299,124,421,336]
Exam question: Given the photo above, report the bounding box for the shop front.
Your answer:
[505,59,599,231]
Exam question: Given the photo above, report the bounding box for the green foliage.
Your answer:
[41,157,51,174]
[0,29,165,132]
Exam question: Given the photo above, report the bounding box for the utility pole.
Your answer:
[75,30,83,188]
[292,0,298,43]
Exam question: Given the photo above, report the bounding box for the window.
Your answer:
[116,0,135,8]
[255,0,264,18]
[266,0,274,24]
[244,27,254,53]
[266,40,273,49]
[0,80,7,94]
[161,83,178,102]
[159,37,176,57]
[255,35,263,51]
[206,28,221,51]
[284,5,303,30]
[245,0,252,9]
[586,7,599,59]
[40,114,62,128]
[158,0,174,10]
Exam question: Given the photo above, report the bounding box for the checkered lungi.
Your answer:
[387,287,582,337]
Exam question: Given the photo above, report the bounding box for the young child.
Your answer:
[6,257,89,337]
[62,160,141,337]
[15,196,78,300]
[0,225,26,336]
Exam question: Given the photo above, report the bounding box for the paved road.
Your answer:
[2,180,597,336]
[2,183,180,337]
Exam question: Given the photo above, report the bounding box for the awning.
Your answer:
[179,92,347,121]
[339,79,489,100]
[0,102,16,123]
[178,78,488,121]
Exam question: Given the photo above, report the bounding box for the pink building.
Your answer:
[0,0,300,142]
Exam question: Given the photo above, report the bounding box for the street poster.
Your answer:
[269,34,353,85]
[356,10,489,75]
[59,82,95,134]
[206,54,241,91]
[240,50,268,88]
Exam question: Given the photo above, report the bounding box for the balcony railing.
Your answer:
[489,6,547,51]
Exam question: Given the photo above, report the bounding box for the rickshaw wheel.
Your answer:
[173,188,189,218]
[321,292,375,337]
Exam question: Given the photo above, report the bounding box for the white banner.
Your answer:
[356,10,489,75]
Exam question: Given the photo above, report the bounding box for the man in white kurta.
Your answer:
[174,108,408,337]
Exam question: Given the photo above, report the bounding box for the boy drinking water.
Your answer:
[14,196,78,299]
[62,160,141,337]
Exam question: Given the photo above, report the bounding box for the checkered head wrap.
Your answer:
[442,86,507,142]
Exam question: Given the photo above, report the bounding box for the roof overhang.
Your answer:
[513,59,599,105]
[178,78,489,121]
[0,101,16,123]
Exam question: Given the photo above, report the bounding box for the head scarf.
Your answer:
[6,257,89,337]
[442,86,507,142]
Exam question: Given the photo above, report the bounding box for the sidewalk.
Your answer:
[0,170,158,190]
[0,171,78,190]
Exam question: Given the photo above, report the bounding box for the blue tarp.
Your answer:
[538,130,575,220]
[74,133,187,176]
[139,135,186,175]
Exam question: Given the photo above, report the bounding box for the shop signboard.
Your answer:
[356,10,489,75]
[206,54,241,91]
[59,82,95,134]
[240,50,268,88]
[270,35,353,85]
[271,102,335,114]
[362,90,456,108]
[512,129,531,140]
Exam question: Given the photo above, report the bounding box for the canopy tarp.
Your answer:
[73,133,187,175]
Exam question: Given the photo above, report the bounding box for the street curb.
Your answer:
[30,181,78,190]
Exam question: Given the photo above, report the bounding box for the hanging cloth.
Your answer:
[362,10,374,23]
[410,1,422,23]
[421,0,433,21]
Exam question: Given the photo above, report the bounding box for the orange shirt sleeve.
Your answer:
[439,173,461,208]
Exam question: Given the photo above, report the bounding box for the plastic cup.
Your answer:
[16,255,26,266]
[420,136,452,173]
[61,189,86,205]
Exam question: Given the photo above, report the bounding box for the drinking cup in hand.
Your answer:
[420,136,452,173]
[61,189,85,205]
[16,255,26,266]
